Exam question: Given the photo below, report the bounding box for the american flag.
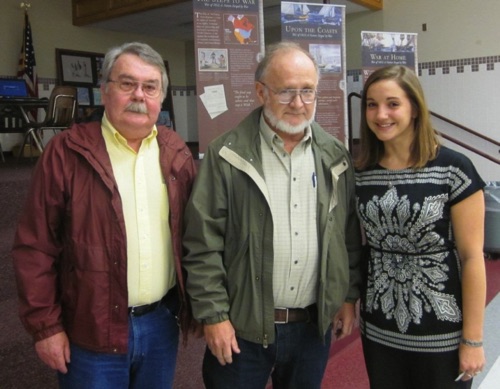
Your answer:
[17,11,37,97]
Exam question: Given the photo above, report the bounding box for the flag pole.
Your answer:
[18,1,38,98]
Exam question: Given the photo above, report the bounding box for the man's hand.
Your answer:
[332,302,356,340]
[35,332,71,373]
[204,320,241,365]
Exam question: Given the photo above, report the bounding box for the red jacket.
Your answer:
[12,121,196,353]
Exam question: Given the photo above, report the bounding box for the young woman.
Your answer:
[355,65,486,389]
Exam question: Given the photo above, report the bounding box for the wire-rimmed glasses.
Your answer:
[259,82,317,104]
[107,78,162,98]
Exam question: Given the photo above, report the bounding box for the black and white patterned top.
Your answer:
[355,146,485,353]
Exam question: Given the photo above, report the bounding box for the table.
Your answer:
[0,97,49,126]
[0,97,49,154]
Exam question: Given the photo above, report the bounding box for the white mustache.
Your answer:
[125,102,148,114]
[263,106,315,135]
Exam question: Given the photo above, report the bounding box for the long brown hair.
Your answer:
[356,65,440,170]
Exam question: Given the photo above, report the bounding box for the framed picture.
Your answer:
[198,48,229,72]
[92,87,102,106]
[77,87,91,106]
[94,55,105,85]
[56,49,101,86]
[157,110,172,127]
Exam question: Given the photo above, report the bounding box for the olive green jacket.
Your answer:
[183,108,361,346]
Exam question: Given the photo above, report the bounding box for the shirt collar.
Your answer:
[101,112,158,150]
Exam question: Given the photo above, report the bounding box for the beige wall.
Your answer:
[345,10,383,69]
[346,0,500,68]
[232,0,500,70]
[3,1,500,81]
[1,0,189,85]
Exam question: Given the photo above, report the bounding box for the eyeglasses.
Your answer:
[259,82,317,104]
[107,79,162,98]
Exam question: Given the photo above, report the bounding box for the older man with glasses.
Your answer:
[183,41,362,389]
[12,42,197,388]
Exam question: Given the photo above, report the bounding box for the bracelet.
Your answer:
[461,337,483,347]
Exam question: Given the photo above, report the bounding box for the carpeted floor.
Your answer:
[0,156,59,388]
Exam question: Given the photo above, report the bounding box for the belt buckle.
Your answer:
[275,307,289,324]
[129,301,157,317]
[129,305,139,316]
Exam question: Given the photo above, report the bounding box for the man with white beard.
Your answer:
[183,41,362,389]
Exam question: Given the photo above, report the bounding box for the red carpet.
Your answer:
[323,330,368,389]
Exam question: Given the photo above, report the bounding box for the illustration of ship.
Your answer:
[281,3,310,23]
[319,6,341,25]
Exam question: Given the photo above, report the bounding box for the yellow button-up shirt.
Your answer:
[101,114,175,307]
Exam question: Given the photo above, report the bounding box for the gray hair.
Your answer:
[100,42,168,101]
[255,41,320,83]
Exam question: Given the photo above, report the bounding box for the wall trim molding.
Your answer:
[347,54,500,79]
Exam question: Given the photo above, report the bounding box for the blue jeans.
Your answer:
[58,304,179,389]
[203,322,332,389]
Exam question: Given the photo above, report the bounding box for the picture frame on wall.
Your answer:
[56,49,101,86]
[157,110,172,127]
[92,87,102,106]
[77,87,90,106]
[94,55,105,85]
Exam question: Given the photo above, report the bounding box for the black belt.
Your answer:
[274,304,317,324]
[128,287,179,317]
[129,299,163,317]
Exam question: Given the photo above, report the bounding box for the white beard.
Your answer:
[263,105,315,135]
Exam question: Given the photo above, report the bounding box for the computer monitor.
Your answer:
[0,78,29,98]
